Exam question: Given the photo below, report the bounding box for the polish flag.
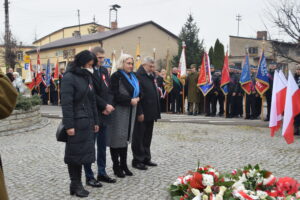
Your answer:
[282,71,300,144]
[35,49,42,86]
[269,70,287,136]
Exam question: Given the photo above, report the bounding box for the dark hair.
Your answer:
[73,50,95,68]
[92,46,105,55]
[6,72,14,82]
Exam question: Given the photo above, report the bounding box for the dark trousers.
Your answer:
[84,126,107,179]
[217,94,225,115]
[110,147,128,170]
[132,120,154,163]
[205,93,216,115]
[68,164,83,187]
[294,114,300,135]
[246,94,256,118]
[266,92,272,120]
[255,95,262,117]
[170,91,182,113]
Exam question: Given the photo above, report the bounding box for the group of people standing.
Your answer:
[155,64,287,121]
[60,47,160,198]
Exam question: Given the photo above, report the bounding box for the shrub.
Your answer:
[15,95,41,111]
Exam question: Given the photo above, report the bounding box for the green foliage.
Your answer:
[172,14,205,68]
[211,39,225,70]
[15,95,41,111]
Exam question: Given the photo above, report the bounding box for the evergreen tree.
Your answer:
[172,14,204,68]
[208,46,214,64]
[212,39,225,70]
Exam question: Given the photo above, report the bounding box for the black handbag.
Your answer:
[56,121,68,142]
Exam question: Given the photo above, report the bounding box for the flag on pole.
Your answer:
[240,54,252,94]
[255,51,269,96]
[282,71,300,144]
[54,59,59,80]
[164,49,173,93]
[197,52,213,96]
[269,70,287,136]
[220,51,230,95]
[111,50,117,75]
[135,44,141,70]
[35,49,42,86]
[45,59,51,87]
[178,42,187,78]
[25,60,35,90]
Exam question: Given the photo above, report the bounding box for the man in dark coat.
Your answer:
[50,70,58,105]
[132,56,161,170]
[83,47,116,186]
[170,67,182,113]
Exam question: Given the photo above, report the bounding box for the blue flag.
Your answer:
[255,51,269,95]
[197,53,214,96]
[240,54,252,95]
[46,59,51,87]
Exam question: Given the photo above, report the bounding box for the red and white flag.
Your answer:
[282,71,300,144]
[178,43,187,78]
[35,49,43,86]
[269,70,287,136]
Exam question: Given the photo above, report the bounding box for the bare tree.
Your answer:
[3,31,18,70]
[268,0,300,64]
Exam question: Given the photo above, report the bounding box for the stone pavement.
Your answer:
[40,105,269,127]
[1,118,300,200]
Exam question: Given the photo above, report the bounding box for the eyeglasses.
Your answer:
[126,62,134,65]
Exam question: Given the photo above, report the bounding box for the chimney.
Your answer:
[111,21,118,30]
[73,31,81,38]
[97,26,105,32]
[257,31,268,40]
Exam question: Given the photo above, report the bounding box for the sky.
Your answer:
[0,0,285,50]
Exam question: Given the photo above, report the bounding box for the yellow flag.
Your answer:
[164,49,173,93]
[135,44,141,70]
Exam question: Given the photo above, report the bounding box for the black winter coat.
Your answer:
[92,66,113,125]
[136,67,161,121]
[61,66,99,165]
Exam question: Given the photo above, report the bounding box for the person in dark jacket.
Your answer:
[170,67,182,113]
[132,57,161,170]
[61,50,100,198]
[83,47,116,187]
[265,63,277,121]
[106,54,140,178]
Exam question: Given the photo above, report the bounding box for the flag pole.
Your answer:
[166,93,169,113]
[224,95,227,118]
[48,86,51,105]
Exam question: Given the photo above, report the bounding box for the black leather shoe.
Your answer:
[86,178,102,188]
[121,166,133,176]
[144,160,158,167]
[113,166,125,178]
[132,162,148,170]
[97,175,116,183]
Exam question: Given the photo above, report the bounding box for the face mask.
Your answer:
[84,68,94,74]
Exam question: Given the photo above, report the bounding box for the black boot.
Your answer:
[110,148,125,178]
[68,164,89,198]
[119,147,133,176]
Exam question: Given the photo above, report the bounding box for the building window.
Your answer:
[63,49,76,59]
[16,51,23,61]
[55,50,63,57]
[296,50,300,57]
[248,47,258,54]
[279,46,289,56]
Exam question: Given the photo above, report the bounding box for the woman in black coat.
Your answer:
[61,50,99,198]
[106,54,140,178]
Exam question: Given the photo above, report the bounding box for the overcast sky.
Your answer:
[0,0,285,50]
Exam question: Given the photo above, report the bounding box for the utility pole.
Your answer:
[236,14,242,36]
[77,9,81,34]
[4,0,10,44]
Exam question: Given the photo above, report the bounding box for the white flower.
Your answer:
[246,169,256,178]
[183,175,193,184]
[256,190,268,199]
[202,174,214,186]
[296,191,300,198]
[218,186,227,196]
[202,194,208,200]
[232,180,246,191]
[204,186,212,194]
[173,177,184,186]
[263,175,276,186]
[191,188,202,200]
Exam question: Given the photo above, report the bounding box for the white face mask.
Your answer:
[84,68,94,74]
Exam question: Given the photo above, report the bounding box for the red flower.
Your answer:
[276,177,300,196]
[190,172,205,190]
